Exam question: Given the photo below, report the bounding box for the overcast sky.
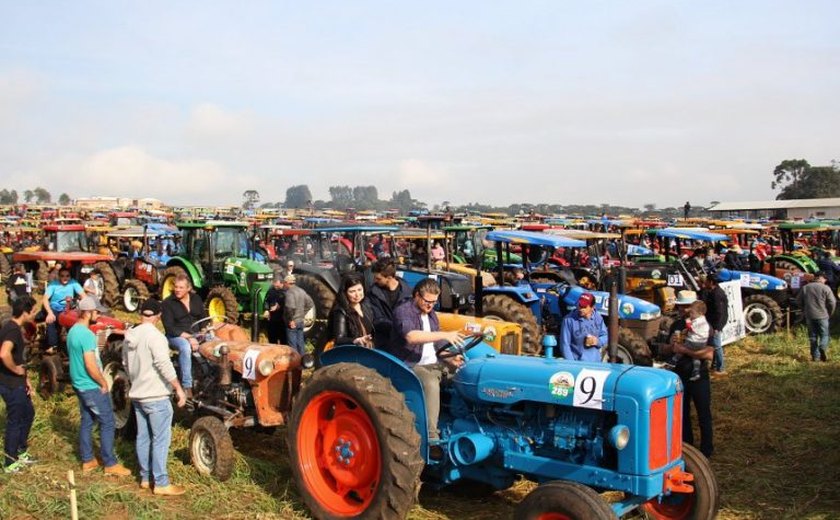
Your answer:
[1,1,838,209]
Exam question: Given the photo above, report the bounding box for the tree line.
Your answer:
[0,187,71,205]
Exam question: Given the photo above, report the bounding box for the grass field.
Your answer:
[1,300,839,519]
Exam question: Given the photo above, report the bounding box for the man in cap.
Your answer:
[796,271,836,361]
[559,292,608,362]
[123,299,187,495]
[67,296,131,477]
[282,274,314,355]
[662,289,715,458]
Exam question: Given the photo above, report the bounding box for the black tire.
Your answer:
[514,480,617,520]
[102,359,137,439]
[121,279,150,313]
[615,327,653,366]
[641,444,719,520]
[94,262,119,307]
[295,273,336,350]
[159,265,188,299]
[38,355,64,399]
[189,416,236,481]
[288,362,424,520]
[0,253,11,281]
[481,294,541,355]
[743,293,783,335]
[33,260,49,295]
[205,286,239,323]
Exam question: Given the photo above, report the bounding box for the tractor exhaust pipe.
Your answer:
[608,280,619,363]
[449,433,495,466]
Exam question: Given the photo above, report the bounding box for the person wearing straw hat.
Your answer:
[662,289,715,458]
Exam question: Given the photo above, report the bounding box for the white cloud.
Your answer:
[186,103,252,139]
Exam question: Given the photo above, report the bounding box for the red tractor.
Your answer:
[6,224,121,306]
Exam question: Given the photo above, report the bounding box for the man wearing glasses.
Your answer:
[390,279,465,449]
[42,267,85,354]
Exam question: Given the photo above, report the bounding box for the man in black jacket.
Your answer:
[263,273,286,345]
[161,274,207,397]
[701,276,729,375]
[367,259,412,348]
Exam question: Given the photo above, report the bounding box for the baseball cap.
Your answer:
[140,298,162,316]
[78,296,108,312]
[577,293,595,308]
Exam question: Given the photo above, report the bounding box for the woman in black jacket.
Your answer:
[329,273,375,348]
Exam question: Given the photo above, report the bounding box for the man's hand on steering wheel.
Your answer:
[435,332,485,360]
[189,315,237,340]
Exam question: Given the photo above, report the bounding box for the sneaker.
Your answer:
[153,484,186,496]
[3,461,25,474]
[689,372,701,382]
[103,463,131,477]
[81,459,100,472]
[17,451,37,465]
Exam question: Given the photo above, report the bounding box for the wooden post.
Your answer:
[68,470,78,520]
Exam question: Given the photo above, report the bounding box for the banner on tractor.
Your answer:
[719,281,746,346]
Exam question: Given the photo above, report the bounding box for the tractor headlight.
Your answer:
[258,359,274,376]
[609,424,630,450]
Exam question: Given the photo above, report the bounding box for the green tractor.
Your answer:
[159,221,274,323]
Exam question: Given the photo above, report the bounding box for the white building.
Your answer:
[709,198,840,220]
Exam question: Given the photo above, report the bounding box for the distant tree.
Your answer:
[390,189,414,213]
[328,186,354,209]
[33,187,51,204]
[285,185,312,209]
[643,203,656,213]
[58,193,71,205]
[352,186,379,210]
[772,159,840,199]
[0,189,18,204]
[23,190,33,203]
[242,190,260,210]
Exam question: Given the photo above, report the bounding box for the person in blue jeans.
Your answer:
[161,274,207,397]
[700,276,729,375]
[0,296,37,473]
[282,274,313,355]
[796,272,836,361]
[123,299,187,495]
[67,297,131,476]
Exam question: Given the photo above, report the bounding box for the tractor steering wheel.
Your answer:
[189,315,237,336]
[435,333,485,360]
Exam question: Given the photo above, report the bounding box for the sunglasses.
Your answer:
[418,295,438,305]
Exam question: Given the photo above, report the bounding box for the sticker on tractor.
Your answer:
[651,269,662,279]
[667,274,684,287]
[482,325,497,342]
[548,371,575,399]
[740,273,751,287]
[620,302,634,317]
[225,264,235,275]
[242,349,261,380]
[573,368,609,410]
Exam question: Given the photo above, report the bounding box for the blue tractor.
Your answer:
[479,230,661,364]
[288,340,718,519]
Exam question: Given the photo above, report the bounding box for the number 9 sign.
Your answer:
[242,349,260,380]
[573,369,610,410]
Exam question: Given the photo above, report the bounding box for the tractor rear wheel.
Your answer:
[482,294,540,355]
[641,444,719,520]
[612,327,653,366]
[0,253,11,280]
[159,266,188,299]
[38,355,64,399]
[514,480,617,520]
[121,279,150,313]
[94,262,119,307]
[33,261,49,294]
[288,362,423,520]
[189,416,235,481]
[295,274,336,351]
[206,286,239,323]
[743,294,783,335]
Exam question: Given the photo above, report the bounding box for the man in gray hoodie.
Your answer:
[796,271,836,361]
[123,299,187,496]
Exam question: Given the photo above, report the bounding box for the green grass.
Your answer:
[1,305,839,518]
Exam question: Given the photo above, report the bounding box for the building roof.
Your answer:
[709,198,840,211]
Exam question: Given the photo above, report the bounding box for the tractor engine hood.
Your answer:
[563,285,661,321]
[197,339,301,375]
[716,268,787,291]
[455,346,681,411]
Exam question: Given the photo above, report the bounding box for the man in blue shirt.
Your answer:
[560,293,608,362]
[42,267,84,353]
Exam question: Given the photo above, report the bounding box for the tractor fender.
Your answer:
[483,285,540,305]
[165,258,204,289]
[320,346,429,456]
[716,268,788,292]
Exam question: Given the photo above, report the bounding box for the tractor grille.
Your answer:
[648,392,683,471]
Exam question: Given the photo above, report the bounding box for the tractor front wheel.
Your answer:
[514,480,617,520]
[743,294,783,335]
[641,444,719,520]
[205,286,239,323]
[189,416,235,481]
[481,294,540,355]
[288,362,423,520]
[102,360,136,439]
[121,279,149,313]
[0,253,11,280]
